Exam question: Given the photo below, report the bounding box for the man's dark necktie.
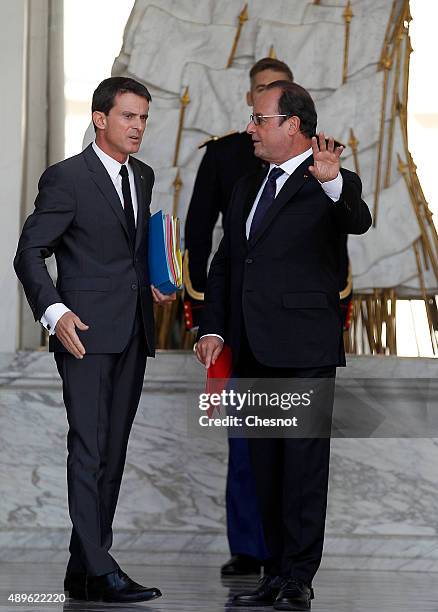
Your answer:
[119,164,136,247]
[249,166,285,239]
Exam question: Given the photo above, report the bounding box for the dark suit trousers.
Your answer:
[54,309,146,576]
[234,326,335,584]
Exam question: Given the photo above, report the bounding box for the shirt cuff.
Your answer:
[199,334,225,343]
[319,172,343,202]
[41,303,71,335]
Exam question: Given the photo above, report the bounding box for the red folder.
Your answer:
[205,344,233,417]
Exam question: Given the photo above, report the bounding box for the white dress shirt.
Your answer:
[201,148,343,344]
[40,141,138,335]
[91,141,139,224]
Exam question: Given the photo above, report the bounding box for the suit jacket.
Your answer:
[198,156,372,369]
[184,132,352,330]
[14,144,156,356]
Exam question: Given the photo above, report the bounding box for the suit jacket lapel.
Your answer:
[240,165,269,244]
[83,144,132,250]
[247,155,312,248]
[130,157,148,253]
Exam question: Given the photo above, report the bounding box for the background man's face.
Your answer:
[94,92,149,160]
[247,69,292,106]
[247,88,293,164]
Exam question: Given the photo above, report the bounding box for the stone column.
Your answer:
[17,0,65,350]
[0,0,28,353]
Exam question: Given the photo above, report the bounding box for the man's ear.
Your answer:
[246,90,253,107]
[288,116,300,135]
[92,110,106,131]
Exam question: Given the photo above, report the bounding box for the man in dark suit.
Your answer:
[196,81,371,610]
[185,57,294,578]
[14,77,175,603]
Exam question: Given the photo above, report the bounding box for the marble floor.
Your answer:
[0,562,437,612]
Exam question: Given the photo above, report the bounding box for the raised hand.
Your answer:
[308,132,343,183]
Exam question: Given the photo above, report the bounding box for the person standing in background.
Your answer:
[185,58,295,578]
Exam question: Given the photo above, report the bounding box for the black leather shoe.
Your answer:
[233,575,283,606]
[274,578,314,610]
[86,569,162,603]
[221,554,262,576]
[64,572,86,600]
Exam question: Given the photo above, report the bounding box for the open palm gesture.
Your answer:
[308,132,344,183]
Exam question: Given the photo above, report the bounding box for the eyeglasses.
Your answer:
[250,113,289,126]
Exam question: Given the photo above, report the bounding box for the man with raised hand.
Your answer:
[196,81,371,610]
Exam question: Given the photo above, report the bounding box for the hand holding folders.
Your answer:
[148,210,183,295]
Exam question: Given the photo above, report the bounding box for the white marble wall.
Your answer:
[1,352,438,570]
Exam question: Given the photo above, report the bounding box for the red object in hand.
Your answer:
[205,344,233,417]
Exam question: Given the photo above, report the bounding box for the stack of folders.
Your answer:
[148,210,183,294]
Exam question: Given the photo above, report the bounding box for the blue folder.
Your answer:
[148,210,181,294]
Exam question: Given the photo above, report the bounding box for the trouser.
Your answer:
[55,310,146,576]
[235,326,336,583]
[226,436,269,560]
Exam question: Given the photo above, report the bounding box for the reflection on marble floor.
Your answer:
[1,562,438,612]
